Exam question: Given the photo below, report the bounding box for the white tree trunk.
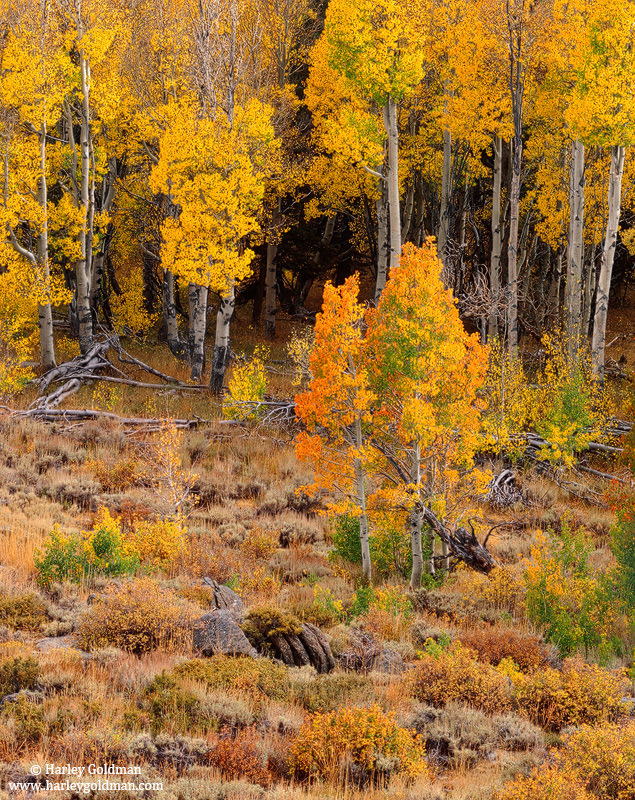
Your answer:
[188,283,208,382]
[409,443,430,590]
[210,280,235,394]
[353,414,372,583]
[507,134,522,354]
[565,139,585,356]
[374,179,389,302]
[382,97,401,273]
[592,145,626,378]
[163,269,184,357]
[264,197,281,338]
[37,122,55,368]
[488,136,503,342]
[74,42,93,355]
[438,123,452,266]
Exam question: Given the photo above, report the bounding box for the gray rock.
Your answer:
[192,610,258,658]
[1,689,44,706]
[622,696,635,715]
[371,649,404,675]
[200,579,245,619]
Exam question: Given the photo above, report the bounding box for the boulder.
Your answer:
[370,649,404,675]
[200,578,244,619]
[192,610,258,658]
[1,689,44,706]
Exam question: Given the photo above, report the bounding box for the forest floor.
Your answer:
[0,305,633,800]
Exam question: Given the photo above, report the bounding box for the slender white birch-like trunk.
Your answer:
[188,283,208,382]
[210,280,236,394]
[382,97,401,274]
[565,139,585,356]
[592,145,626,378]
[488,136,503,342]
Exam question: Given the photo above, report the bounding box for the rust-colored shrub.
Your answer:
[207,727,271,786]
[458,628,548,671]
[411,644,512,714]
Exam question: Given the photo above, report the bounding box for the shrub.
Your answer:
[174,656,290,701]
[34,509,138,587]
[330,514,362,565]
[411,644,512,714]
[241,606,303,654]
[563,721,635,800]
[0,656,40,695]
[239,527,279,561]
[127,518,187,571]
[0,593,48,632]
[143,672,201,734]
[76,578,198,654]
[207,726,271,786]
[292,673,376,713]
[3,695,46,748]
[524,522,623,659]
[458,629,548,671]
[497,765,592,800]
[223,353,268,421]
[610,491,635,613]
[87,457,141,492]
[406,702,543,767]
[291,704,430,786]
[510,657,627,731]
[498,721,635,800]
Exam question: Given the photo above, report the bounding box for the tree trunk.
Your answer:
[353,415,372,583]
[507,133,521,354]
[438,120,452,266]
[488,135,503,342]
[37,122,55,368]
[374,179,389,302]
[409,442,431,590]
[592,145,625,379]
[264,197,281,338]
[210,281,235,395]
[163,269,184,357]
[565,139,585,357]
[188,283,208,382]
[89,156,117,316]
[382,96,401,274]
[73,45,94,355]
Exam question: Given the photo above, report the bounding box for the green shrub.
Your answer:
[330,514,362,565]
[524,521,623,660]
[35,509,138,587]
[174,656,290,701]
[347,584,375,619]
[143,672,201,734]
[241,606,303,654]
[292,672,376,713]
[0,656,40,695]
[610,491,635,613]
[0,593,48,631]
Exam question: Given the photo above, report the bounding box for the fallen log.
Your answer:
[420,505,497,575]
[11,408,213,428]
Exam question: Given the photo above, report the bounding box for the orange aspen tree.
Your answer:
[295,274,375,583]
[365,242,489,589]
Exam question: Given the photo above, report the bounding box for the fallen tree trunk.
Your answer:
[12,408,211,428]
[419,505,497,575]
